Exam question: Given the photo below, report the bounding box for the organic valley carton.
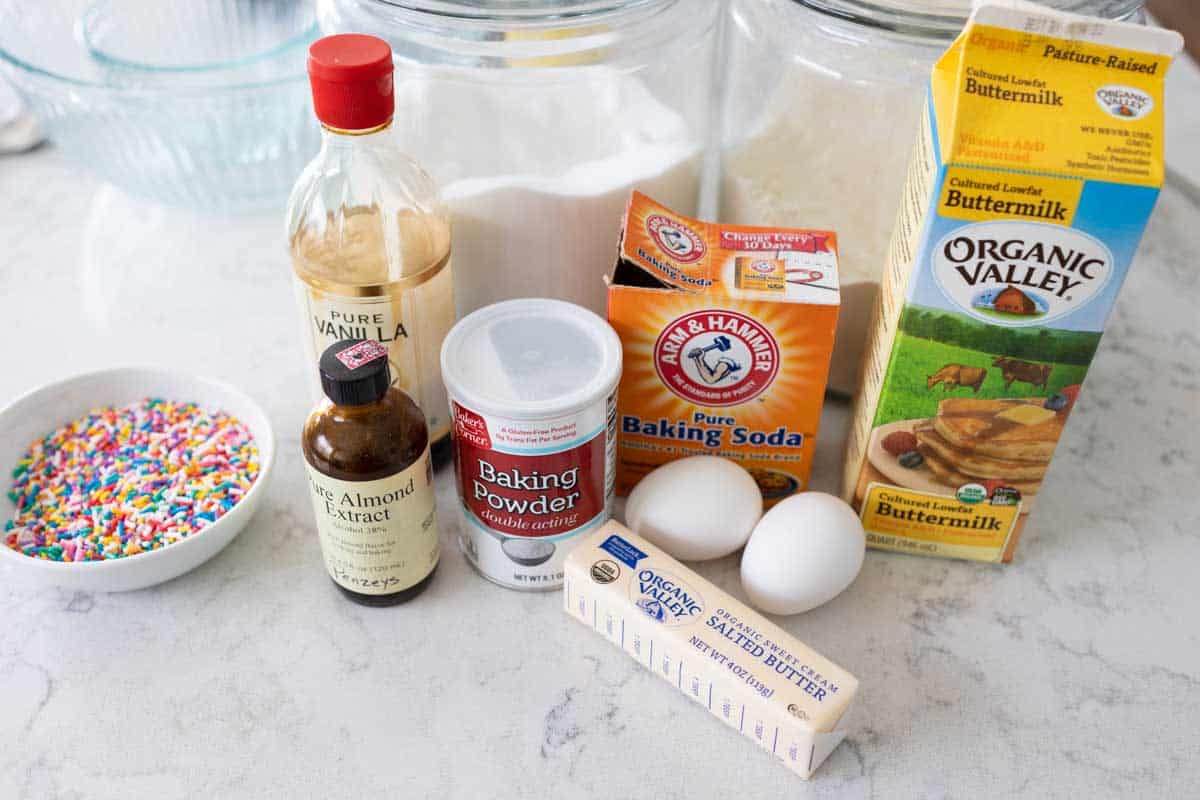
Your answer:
[843,1,1182,562]
[609,192,839,505]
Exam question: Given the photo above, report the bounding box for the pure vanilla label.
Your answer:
[294,264,454,442]
[305,451,439,595]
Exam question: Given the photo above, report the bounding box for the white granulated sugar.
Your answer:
[393,67,702,317]
[721,70,926,393]
[446,143,699,315]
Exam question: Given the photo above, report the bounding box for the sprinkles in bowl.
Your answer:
[4,398,259,562]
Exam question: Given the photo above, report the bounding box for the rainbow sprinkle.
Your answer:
[4,398,259,562]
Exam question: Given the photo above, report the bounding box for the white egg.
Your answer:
[740,492,865,615]
[624,456,762,561]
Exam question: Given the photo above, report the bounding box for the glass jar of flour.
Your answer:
[718,0,1145,395]
[318,0,719,319]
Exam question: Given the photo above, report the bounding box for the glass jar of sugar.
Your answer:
[718,0,1145,395]
[317,0,719,319]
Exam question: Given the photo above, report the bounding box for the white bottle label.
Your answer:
[304,449,439,595]
[294,262,454,441]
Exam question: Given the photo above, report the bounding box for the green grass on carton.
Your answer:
[873,331,1093,427]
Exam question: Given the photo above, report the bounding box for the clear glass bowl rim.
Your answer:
[0,3,314,93]
[78,0,319,73]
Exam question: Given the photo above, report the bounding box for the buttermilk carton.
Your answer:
[608,191,839,505]
[843,1,1182,562]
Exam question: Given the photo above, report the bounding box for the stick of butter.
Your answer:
[563,521,859,779]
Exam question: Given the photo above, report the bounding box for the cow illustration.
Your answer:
[992,357,1052,391]
[927,364,987,393]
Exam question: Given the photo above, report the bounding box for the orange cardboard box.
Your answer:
[607,192,840,505]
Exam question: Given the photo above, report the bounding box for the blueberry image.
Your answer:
[899,450,924,469]
[1044,394,1068,411]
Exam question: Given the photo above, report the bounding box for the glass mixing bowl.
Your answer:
[0,0,321,210]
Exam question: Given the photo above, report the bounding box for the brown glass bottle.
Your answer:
[302,339,439,606]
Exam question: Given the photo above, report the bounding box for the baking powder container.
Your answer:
[440,298,622,590]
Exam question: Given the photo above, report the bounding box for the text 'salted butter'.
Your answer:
[563,521,858,779]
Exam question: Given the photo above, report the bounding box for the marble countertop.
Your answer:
[2,63,1199,800]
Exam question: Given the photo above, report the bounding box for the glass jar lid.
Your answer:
[797,0,1144,39]
[363,0,662,20]
[320,0,717,68]
[439,298,623,419]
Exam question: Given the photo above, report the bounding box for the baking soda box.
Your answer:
[843,1,1182,562]
[608,191,840,505]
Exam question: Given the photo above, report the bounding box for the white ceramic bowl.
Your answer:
[0,367,275,592]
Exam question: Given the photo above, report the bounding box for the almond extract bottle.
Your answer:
[302,339,439,606]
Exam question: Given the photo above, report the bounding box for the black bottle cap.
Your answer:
[318,339,391,406]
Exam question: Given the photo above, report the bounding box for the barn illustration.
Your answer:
[992,287,1039,315]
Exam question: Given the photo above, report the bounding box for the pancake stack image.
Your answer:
[914,398,1061,500]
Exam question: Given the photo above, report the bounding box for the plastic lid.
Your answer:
[307,34,394,131]
[319,339,392,406]
[440,299,623,420]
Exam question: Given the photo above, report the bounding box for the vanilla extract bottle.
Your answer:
[302,339,439,606]
[288,34,454,464]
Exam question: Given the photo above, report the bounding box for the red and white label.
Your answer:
[335,339,389,370]
[653,309,780,407]
[718,230,830,253]
[456,433,606,538]
[449,394,617,589]
[453,401,492,450]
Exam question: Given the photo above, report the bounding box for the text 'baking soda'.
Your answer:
[608,192,840,506]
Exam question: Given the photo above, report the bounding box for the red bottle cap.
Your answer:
[307,34,394,131]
